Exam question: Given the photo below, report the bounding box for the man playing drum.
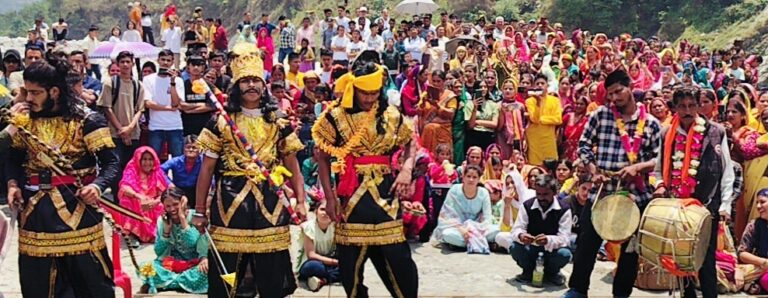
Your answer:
[652,87,735,298]
[562,70,662,298]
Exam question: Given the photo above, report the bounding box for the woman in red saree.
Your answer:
[257,27,275,75]
[118,146,170,244]
[420,70,457,153]
[560,96,590,161]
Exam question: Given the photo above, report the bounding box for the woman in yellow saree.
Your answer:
[728,99,768,239]
[420,70,457,154]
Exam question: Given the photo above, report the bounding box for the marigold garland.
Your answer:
[666,116,706,198]
[311,101,378,174]
[612,104,647,164]
[191,79,207,95]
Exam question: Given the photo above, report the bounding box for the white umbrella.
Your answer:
[395,0,439,15]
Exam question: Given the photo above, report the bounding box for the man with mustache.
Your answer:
[312,59,419,297]
[192,43,307,298]
[5,56,120,297]
[564,70,662,298]
[652,87,735,298]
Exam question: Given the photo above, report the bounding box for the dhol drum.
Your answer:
[637,198,713,273]
[592,192,641,242]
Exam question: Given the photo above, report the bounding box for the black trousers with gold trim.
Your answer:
[18,249,114,298]
[208,250,296,298]
[337,242,418,298]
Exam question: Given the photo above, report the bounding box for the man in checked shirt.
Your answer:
[562,70,662,298]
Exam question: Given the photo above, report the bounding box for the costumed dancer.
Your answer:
[652,87,734,298]
[312,61,419,297]
[6,58,119,296]
[562,70,662,298]
[192,43,307,298]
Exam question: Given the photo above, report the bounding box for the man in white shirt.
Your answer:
[83,25,102,81]
[404,27,425,63]
[336,6,351,31]
[493,16,505,40]
[330,26,350,67]
[319,50,334,84]
[161,18,183,69]
[375,9,392,32]
[366,23,384,52]
[356,7,372,33]
[143,50,185,159]
[508,174,572,286]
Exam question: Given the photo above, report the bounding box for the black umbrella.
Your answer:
[445,35,484,55]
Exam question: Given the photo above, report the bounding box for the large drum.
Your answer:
[637,198,713,273]
[592,193,641,242]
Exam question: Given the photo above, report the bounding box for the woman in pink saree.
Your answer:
[118,146,170,244]
[257,27,275,75]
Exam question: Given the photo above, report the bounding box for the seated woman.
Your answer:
[738,189,768,294]
[140,187,208,294]
[118,146,170,245]
[433,165,499,253]
[298,200,339,292]
[161,136,202,209]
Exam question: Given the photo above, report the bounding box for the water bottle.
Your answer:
[532,252,545,287]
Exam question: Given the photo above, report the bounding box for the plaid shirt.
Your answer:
[732,162,744,201]
[280,25,296,49]
[578,105,662,206]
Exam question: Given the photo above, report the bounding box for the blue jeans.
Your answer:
[278,47,293,65]
[148,130,184,159]
[298,260,339,283]
[510,242,572,275]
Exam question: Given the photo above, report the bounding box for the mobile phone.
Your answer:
[158,68,169,76]
[517,86,526,93]
[430,39,439,47]
[718,105,727,122]
[473,90,484,100]
[529,89,543,96]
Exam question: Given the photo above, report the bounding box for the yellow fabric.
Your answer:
[287,71,305,89]
[525,95,563,165]
[744,155,768,220]
[230,43,265,82]
[335,65,385,108]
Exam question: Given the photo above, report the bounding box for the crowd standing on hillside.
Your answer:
[2,1,768,297]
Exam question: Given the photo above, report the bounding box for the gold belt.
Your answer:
[336,220,405,246]
[209,225,291,253]
[18,224,106,257]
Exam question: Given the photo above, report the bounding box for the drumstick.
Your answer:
[591,182,605,212]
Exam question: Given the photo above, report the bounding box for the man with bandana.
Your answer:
[312,60,419,297]
[193,43,307,298]
[5,57,119,297]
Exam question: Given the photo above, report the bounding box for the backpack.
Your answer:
[111,75,141,110]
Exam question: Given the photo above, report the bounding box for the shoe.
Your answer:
[307,277,327,292]
[561,289,587,298]
[128,237,140,249]
[545,273,566,286]
[514,272,532,283]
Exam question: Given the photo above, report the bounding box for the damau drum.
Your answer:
[637,198,713,273]
[592,192,641,242]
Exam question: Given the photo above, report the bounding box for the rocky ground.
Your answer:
[0,204,747,297]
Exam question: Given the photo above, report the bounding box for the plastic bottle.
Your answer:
[532,252,544,287]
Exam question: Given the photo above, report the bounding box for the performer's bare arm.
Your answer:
[316,149,338,221]
[283,153,307,220]
[192,155,217,233]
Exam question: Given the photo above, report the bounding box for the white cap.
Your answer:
[359,6,368,12]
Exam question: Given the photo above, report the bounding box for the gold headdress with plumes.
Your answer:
[230,43,264,82]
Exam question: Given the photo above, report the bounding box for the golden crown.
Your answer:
[230,43,264,82]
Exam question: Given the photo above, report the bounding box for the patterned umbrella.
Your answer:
[395,0,439,15]
[88,41,160,59]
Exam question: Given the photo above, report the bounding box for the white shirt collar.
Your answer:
[531,197,561,213]
[241,107,262,117]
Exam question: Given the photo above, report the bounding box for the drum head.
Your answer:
[592,194,641,241]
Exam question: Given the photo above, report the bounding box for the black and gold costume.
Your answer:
[198,110,304,298]
[313,103,419,298]
[5,111,119,297]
